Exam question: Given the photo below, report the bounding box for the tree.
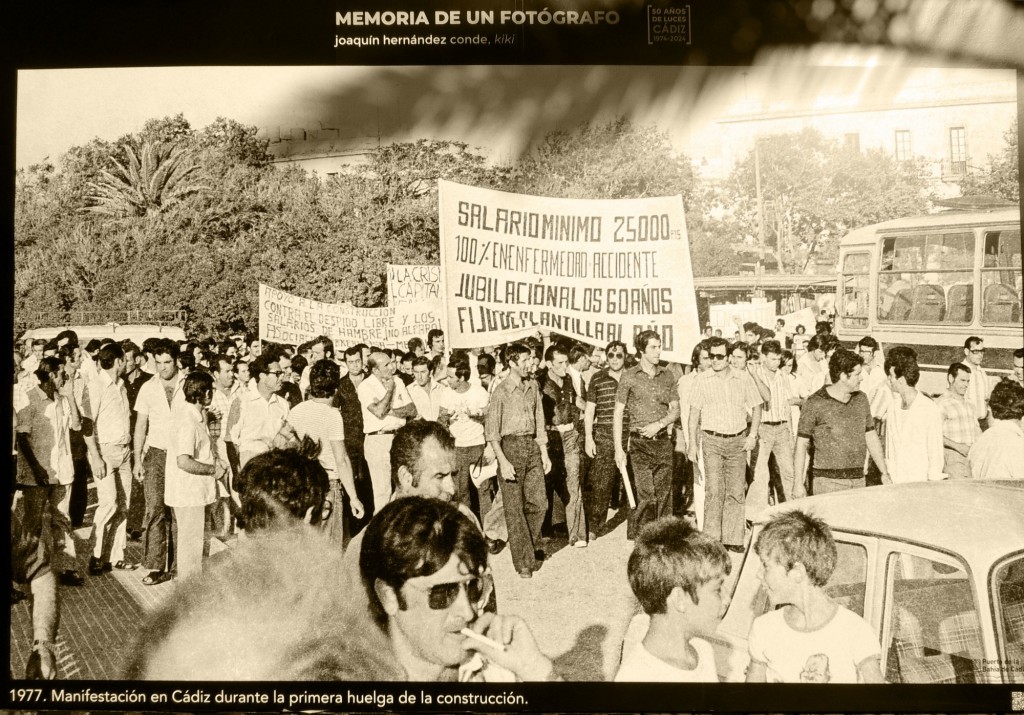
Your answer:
[82,141,206,218]
[722,128,931,273]
[960,118,1018,202]
[509,118,694,200]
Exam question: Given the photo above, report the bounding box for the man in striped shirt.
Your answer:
[687,336,761,551]
[584,340,628,538]
[745,340,799,521]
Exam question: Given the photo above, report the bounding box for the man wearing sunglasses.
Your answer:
[225,353,292,471]
[687,336,762,552]
[960,336,992,430]
[361,496,559,682]
[584,340,629,538]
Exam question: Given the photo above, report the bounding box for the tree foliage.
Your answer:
[960,117,1018,203]
[83,141,205,218]
[719,128,932,273]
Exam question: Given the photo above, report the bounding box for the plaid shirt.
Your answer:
[936,390,980,446]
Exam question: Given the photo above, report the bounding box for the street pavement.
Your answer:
[10,484,740,682]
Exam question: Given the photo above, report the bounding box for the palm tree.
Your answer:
[83,141,205,218]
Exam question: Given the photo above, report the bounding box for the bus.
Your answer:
[835,203,1022,396]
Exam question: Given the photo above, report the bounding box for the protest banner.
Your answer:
[386,264,443,306]
[778,306,817,336]
[258,284,439,349]
[386,264,445,341]
[437,180,700,362]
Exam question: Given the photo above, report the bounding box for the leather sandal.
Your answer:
[142,570,173,586]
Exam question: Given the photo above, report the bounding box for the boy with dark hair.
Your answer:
[747,510,883,684]
[616,517,730,681]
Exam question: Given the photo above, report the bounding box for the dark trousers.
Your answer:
[627,435,674,539]
[497,435,547,572]
[453,444,486,515]
[585,427,619,533]
[141,448,173,572]
[346,442,372,537]
[69,431,90,527]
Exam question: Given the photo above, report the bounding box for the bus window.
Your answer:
[878,232,974,324]
[981,229,1022,325]
[840,252,870,329]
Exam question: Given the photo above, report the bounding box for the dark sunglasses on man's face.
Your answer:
[607,352,625,359]
[710,353,728,360]
[410,573,493,610]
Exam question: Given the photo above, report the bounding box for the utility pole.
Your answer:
[754,138,765,276]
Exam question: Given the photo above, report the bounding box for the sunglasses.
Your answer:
[607,352,625,358]
[969,348,985,354]
[407,573,493,610]
[710,353,728,360]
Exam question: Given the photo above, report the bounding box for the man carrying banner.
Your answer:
[486,343,551,579]
[358,351,417,515]
[613,331,680,540]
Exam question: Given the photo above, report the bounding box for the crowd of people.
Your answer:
[10,318,1024,682]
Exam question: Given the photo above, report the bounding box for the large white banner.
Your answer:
[259,284,438,349]
[437,180,700,362]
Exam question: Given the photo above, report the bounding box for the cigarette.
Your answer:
[460,628,506,652]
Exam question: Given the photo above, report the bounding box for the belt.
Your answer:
[761,421,787,426]
[631,430,670,441]
[546,424,575,434]
[502,433,535,439]
[366,429,396,436]
[702,429,746,438]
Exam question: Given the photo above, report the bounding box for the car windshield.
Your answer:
[994,555,1024,684]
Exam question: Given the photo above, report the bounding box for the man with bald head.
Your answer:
[357,350,418,514]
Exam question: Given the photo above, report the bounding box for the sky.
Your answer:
[16,55,1014,170]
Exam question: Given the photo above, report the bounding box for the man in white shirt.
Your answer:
[358,350,417,514]
[208,353,241,537]
[969,380,1024,480]
[82,342,136,574]
[16,357,84,586]
[225,353,291,470]
[133,341,186,585]
[960,336,992,429]
[438,357,491,520]
[883,346,945,483]
[407,356,444,422]
[165,371,220,581]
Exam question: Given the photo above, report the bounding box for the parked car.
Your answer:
[708,480,1024,684]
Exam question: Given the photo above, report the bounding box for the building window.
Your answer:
[844,133,860,152]
[894,130,912,162]
[949,127,967,175]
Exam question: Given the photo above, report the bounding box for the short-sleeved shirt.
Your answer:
[748,605,881,683]
[485,373,546,444]
[615,638,719,682]
[969,419,1024,480]
[689,368,762,434]
[357,374,411,434]
[134,374,186,451]
[164,402,217,508]
[797,387,874,473]
[16,388,75,486]
[83,370,131,446]
[540,371,578,428]
[936,390,980,446]
[438,384,489,447]
[407,380,445,423]
[754,365,796,423]
[227,384,290,465]
[288,401,347,474]
[588,369,624,431]
[615,364,677,430]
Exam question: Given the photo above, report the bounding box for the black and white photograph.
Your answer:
[7,0,1024,711]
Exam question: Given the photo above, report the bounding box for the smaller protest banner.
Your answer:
[386,264,443,306]
[259,284,439,349]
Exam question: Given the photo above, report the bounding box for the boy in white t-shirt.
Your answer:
[615,517,731,682]
[746,510,884,684]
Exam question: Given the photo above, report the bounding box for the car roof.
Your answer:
[756,481,1024,569]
